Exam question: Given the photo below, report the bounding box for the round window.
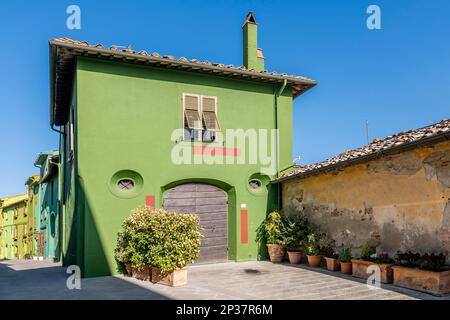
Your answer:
[109,170,144,199]
[117,179,135,190]
[248,179,262,190]
[246,173,270,196]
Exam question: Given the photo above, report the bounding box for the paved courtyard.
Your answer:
[0,259,447,300]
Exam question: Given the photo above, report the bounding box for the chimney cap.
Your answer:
[242,11,257,28]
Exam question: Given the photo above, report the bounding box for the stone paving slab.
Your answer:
[1,259,449,300]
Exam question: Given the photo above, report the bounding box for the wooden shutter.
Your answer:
[184,95,202,130]
[202,97,220,131]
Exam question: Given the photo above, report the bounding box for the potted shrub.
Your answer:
[147,210,202,286]
[285,213,310,264]
[392,251,450,296]
[338,247,352,274]
[320,235,339,271]
[304,233,322,267]
[256,211,290,262]
[116,206,203,286]
[114,228,133,276]
[351,244,395,283]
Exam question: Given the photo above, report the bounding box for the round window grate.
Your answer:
[109,170,144,199]
[118,179,135,190]
[248,179,262,189]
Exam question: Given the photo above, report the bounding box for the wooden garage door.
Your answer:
[163,183,228,263]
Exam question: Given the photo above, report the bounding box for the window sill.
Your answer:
[177,140,225,146]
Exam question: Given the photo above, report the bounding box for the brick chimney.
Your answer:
[243,12,265,71]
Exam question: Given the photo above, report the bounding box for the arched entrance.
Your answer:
[163,183,228,263]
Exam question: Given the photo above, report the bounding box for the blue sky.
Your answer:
[0,0,449,197]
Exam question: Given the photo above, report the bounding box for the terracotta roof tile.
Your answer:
[279,119,450,181]
[50,37,316,85]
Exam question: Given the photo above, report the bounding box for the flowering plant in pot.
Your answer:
[338,247,352,274]
[393,251,450,296]
[351,244,395,283]
[304,233,323,267]
[320,235,339,271]
[285,213,310,264]
[256,211,290,262]
[116,206,203,286]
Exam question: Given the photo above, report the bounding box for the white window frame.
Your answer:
[182,93,202,142]
[201,95,220,132]
[182,93,219,142]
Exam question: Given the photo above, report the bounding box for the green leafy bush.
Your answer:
[256,211,290,246]
[360,244,376,261]
[338,247,352,263]
[396,251,448,271]
[304,233,321,256]
[115,206,203,274]
[285,213,311,251]
[319,234,336,258]
[114,229,133,264]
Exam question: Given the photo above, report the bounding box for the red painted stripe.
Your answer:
[146,195,155,208]
[192,146,240,157]
[241,209,248,244]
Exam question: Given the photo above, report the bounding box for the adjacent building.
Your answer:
[34,151,60,260]
[0,194,31,259]
[48,12,316,277]
[279,119,450,262]
[25,175,40,257]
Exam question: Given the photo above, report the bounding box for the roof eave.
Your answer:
[49,40,317,85]
[274,131,450,184]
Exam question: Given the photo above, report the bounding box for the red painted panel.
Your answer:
[241,209,248,244]
[146,195,155,208]
[192,146,240,157]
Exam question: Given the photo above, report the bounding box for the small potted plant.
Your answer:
[338,247,352,275]
[285,213,310,264]
[304,233,322,267]
[256,211,289,262]
[320,235,339,271]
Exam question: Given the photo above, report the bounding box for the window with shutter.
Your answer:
[182,93,221,141]
[183,95,202,130]
[202,97,220,132]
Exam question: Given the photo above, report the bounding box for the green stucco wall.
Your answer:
[63,57,293,277]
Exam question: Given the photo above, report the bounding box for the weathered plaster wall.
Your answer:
[282,140,450,262]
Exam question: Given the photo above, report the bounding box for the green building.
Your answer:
[48,12,316,277]
[0,194,31,259]
[34,151,60,260]
[25,175,40,257]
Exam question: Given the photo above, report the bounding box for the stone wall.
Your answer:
[282,140,450,262]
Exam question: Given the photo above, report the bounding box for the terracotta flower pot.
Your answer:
[307,255,322,268]
[124,262,133,276]
[351,259,394,283]
[287,251,303,264]
[392,266,450,296]
[267,244,287,262]
[340,262,352,275]
[325,257,340,271]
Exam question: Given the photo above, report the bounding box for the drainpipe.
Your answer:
[274,79,287,210]
[51,125,64,135]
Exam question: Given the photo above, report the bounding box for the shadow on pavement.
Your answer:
[0,260,171,300]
